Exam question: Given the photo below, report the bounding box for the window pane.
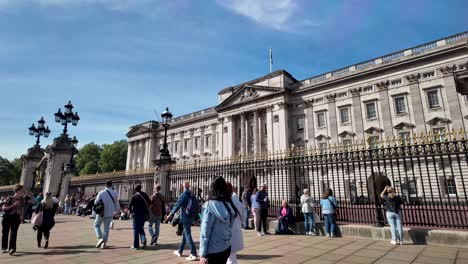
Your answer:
[427,90,440,108]
[340,108,350,124]
[394,97,406,114]
[317,112,326,128]
[446,178,457,195]
[297,117,304,131]
[366,102,377,119]
[432,127,446,142]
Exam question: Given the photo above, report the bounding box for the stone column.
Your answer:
[240,112,246,155]
[406,74,426,133]
[211,123,217,155]
[224,116,234,157]
[179,131,184,157]
[376,81,394,137]
[200,126,205,155]
[59,169,74,205]
[304,99,315,147]
[217,118,225,157]
[276,102,289,151]
[131,142,137,169]
[43,134,75,195]
[170,133,175,155]
[266,105,275,152]
[253,110,259,155]
[126,141,133,170]
[350,88,364,140]
[20,145,45,192]
[439,66,465,130]
[326,94,338,142]
[189,128,195,158]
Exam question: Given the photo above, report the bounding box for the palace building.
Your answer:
[125,31,468,171]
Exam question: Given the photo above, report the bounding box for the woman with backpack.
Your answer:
[35,192,58,249]
[199,176,239,264]
[320,188,337,238]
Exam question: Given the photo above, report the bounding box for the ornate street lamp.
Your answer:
[28,117,51,146]
[67,136,79,171]
[160,107,173,159]
[54,100,80,135]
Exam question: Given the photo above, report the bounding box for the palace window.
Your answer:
[175,142,179,152]
[318,142,327,150]
[399,132,411,145]
[339,107,350,124]
[297,117,304,131]
[394,96,407,114]
[391,79,402,86]
[342,139,352,146]
[441,177,457,195]
[337,92,347,98]
[422,71,435,79]
[205,135,211,148]
[365,101,377,120]
[184,139,189,151]
[427,90,440,109]
[432,127,446,142]
[317,111,326,128]
[194,137,199,149]
[315,97,324,103]
[368,135,380,149]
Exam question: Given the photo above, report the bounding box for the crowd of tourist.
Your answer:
[0,179,405,262]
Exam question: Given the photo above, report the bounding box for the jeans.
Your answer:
[132,214,146,248]
[259,208,268,233]
[1,214,20,250]
[323,213,337,236]
[386,211,403,242]
[147,216,161,240]
[94,215,112,242]
[303,213,314,233]
[64,204,70,215]
[178,221,197,256]
[244,207,250,228]
[252,208,260,232]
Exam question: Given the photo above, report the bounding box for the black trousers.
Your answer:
[260,208,268,233]
[37,225,51,244]
[206,246,231,263]
[2,214,21,250]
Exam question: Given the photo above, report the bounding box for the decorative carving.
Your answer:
[438,65,457,76]
[223,126,228,133]
[273,115,279,122]
[375,81,390,91]
[265,105,275,112]
[325,93,337,102]
[405,73,420,84]
[304,99,314,107]
[239,87,259,101]
[350,87,362,97]
[277,102,287,109]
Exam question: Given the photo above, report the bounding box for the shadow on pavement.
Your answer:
[238,254,282,260]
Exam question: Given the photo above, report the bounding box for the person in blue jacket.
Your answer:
[320,188,337,237]
[199,176,239,264]
[164,181,197,261]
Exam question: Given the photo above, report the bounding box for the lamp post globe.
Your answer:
[55,100,80,135]
[28,117,51,146]
[160,107,172,159]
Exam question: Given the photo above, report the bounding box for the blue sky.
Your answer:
[0,0,467,160]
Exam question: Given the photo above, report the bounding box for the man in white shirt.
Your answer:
[94,180,119,249]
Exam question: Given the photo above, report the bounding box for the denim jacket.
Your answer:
[320,196,337,215]
[170,189,193,224]
[199,200,235,257]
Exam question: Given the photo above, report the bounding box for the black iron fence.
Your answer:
[168,132,468,230]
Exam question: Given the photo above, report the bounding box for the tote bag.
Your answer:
[32,211,43,226]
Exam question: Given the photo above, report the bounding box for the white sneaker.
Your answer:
[399,241,404,245]
[390,240,397,245]
[1,249,7,253]
[110,222,114,229]
[174,250,182,257]
[261,232,265,236]
[257,232,262,236]
[101,243,106,249]
[186,255,197,261]
[96,239,104,248]
[306,232,310,235]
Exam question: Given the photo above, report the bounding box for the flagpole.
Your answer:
[269,48,272,73]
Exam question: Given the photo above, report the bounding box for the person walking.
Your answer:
[199,177,239,264]
[241,187,252,229]
[251,188,260,234]
[320,189,337,238]
[148,185,166,246]
[301,188,315,235]
[94,180,119,249]
[226,182,245,264]
[35,192,58,249]
[129,184,151,249]
[164,181,197,261]
[1,184,25,255]
[255,183,270,236]
[381,186,404,245]
[63,194,71,215]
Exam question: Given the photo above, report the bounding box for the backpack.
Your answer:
[93,199,105,214]
[185,195,200,218]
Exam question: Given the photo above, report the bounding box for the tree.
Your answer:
[99,140,127,173]
[75,143,101,175]
[0,156,21,185]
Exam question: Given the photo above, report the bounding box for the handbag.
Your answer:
[32,211,43,226]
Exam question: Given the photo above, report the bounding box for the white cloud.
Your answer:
[217,0,319,33]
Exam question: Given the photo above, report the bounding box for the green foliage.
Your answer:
[0,156,22,185]
[75,140,127,175]
[75,143,101,175]
[98,140,127,172]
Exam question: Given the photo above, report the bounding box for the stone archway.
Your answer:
[367,172,391,203]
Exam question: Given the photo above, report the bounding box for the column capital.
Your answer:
[325,93,336,102]
[375,80,390,91]
[189,128,195,133]
[217,117,224,123]
[350,87,362,97]
[438,65,457,76]
[265,104,275,112]
[277,102,287,109]
[405,73,420,84]
[226,115,233,121]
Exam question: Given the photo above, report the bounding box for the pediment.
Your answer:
[427,117,451,126]
[364,127,384,134]
[215,85,284,111]
[126,125,151,137]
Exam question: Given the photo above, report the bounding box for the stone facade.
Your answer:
[126,31,468,170]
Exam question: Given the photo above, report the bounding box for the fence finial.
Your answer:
[459,128,466,140]
[419,132,425,144]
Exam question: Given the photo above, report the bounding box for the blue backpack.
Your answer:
[185,195,200,218]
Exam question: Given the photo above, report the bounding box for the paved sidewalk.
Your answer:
[0,215,466,264]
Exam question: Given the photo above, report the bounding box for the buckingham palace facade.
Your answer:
[125,31,468,171]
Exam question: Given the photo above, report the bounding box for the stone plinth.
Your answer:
[153,155,175,197]
[43,134,76,195]
[19,145,45,192]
